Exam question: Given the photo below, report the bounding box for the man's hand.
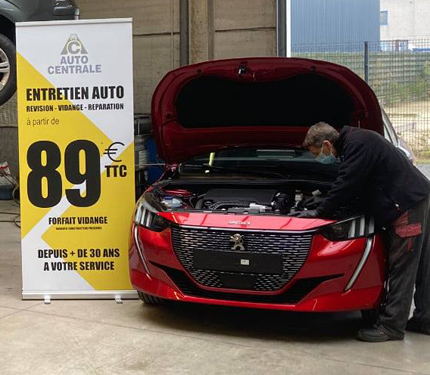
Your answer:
[288,209,319,218]
[303,196,325,209]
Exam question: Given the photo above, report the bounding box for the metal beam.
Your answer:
[364,41,369,83]
[277,0,291,57]
[286,0,291,57]
[180,0,189,66]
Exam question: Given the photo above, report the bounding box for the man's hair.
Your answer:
[303,122,339,148]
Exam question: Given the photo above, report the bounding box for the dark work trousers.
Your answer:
[378,194,430,338]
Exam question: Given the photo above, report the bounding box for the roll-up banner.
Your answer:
[16,19,136,301]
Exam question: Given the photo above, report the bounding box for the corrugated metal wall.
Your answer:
[292,0,380,50]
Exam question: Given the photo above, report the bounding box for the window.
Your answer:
[380,11,388,26]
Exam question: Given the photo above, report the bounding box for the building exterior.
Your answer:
[381,0,430,40]
[292,0,380,50]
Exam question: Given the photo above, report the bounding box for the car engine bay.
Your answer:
[147,182,337,216]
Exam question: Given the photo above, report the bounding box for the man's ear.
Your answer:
[321,140,332,154]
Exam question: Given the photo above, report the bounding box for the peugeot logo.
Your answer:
[230,234,245,251]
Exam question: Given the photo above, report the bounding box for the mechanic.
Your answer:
[290,122,430,342]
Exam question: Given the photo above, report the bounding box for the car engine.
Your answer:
[154,186,327,216]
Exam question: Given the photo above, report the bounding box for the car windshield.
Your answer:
[180,147,340,179]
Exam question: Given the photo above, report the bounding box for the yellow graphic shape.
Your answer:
[17,53,112,238]
[43,144,135,290]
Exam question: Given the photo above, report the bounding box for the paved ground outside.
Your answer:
[1,195,430,375]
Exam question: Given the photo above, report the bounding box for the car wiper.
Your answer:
[201,164,287,178]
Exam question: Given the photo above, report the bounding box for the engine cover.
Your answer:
[203,189,277,206]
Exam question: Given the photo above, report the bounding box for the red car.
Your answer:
[129,58,386,322]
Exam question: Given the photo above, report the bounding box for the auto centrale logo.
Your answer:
[47,34,102,75]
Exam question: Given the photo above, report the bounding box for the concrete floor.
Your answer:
[1,200,430,375]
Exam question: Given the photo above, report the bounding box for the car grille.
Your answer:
[171,226,314,292]
[153,263,340,304]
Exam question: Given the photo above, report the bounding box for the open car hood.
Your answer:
[151,57,383,164]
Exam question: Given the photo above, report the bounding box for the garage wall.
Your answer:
[214,0,276,59]
[77,0,180,114]
[76,0,276,113]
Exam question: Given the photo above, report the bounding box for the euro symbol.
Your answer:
[104,142,124,162]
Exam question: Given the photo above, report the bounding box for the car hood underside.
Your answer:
[151,57,383,164]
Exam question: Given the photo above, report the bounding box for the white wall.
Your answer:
[381,0,430,40]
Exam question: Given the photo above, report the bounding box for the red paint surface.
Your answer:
[160,211,335,231]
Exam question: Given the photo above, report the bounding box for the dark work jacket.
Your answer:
[318,126,430,225]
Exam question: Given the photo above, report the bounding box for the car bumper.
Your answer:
[129,220,385,312]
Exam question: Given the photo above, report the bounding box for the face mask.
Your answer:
[316,147,337,165]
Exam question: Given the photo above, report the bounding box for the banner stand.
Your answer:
[17,19,136,301]
[23,291,138,304]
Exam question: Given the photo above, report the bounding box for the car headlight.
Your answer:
[134,198,170,232]
[321,216,375,241]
